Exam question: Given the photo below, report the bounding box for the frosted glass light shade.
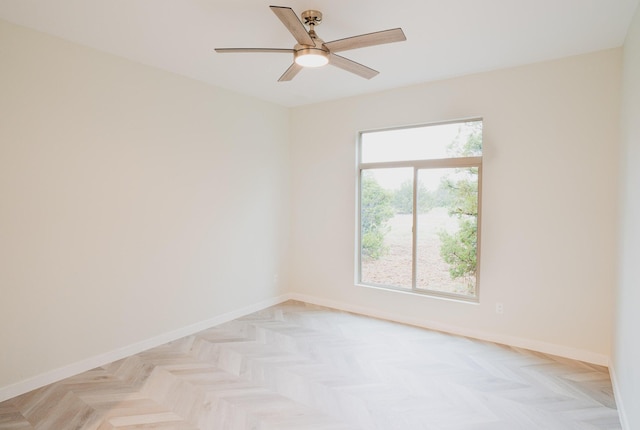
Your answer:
[294,48,329,67]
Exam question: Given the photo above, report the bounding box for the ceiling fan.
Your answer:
[215,5,406,82]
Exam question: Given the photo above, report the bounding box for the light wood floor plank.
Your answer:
[0,300,621,429]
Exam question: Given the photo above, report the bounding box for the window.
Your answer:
[357,120,482,301]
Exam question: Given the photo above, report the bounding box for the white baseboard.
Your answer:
[288,293,610,366]
[609,365,629,429]
[0,294,292,403]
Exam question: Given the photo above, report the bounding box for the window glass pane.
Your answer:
[416,167,479,297]
[361,121,482,163]
[360,168,413,289]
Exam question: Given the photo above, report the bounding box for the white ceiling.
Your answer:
[0,0,638,107]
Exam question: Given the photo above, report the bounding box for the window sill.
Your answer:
[356,282,480,304]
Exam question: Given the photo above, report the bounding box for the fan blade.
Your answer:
[324,28,406,53]
[270,6,314,46]
[215,48,294,54]
[278,63,303,81]
[329,53,379,79]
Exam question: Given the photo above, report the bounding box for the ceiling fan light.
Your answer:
[294,48,329,67]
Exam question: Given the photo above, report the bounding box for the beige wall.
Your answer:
[289,49,622,364]
[0,20,290,391]
[615,4,640,429]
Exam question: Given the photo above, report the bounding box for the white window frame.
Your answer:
[356,119,483,302]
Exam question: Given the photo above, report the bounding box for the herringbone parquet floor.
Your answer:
[0,301,621,429]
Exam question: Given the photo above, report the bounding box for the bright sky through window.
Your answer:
[361,123,461,163]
